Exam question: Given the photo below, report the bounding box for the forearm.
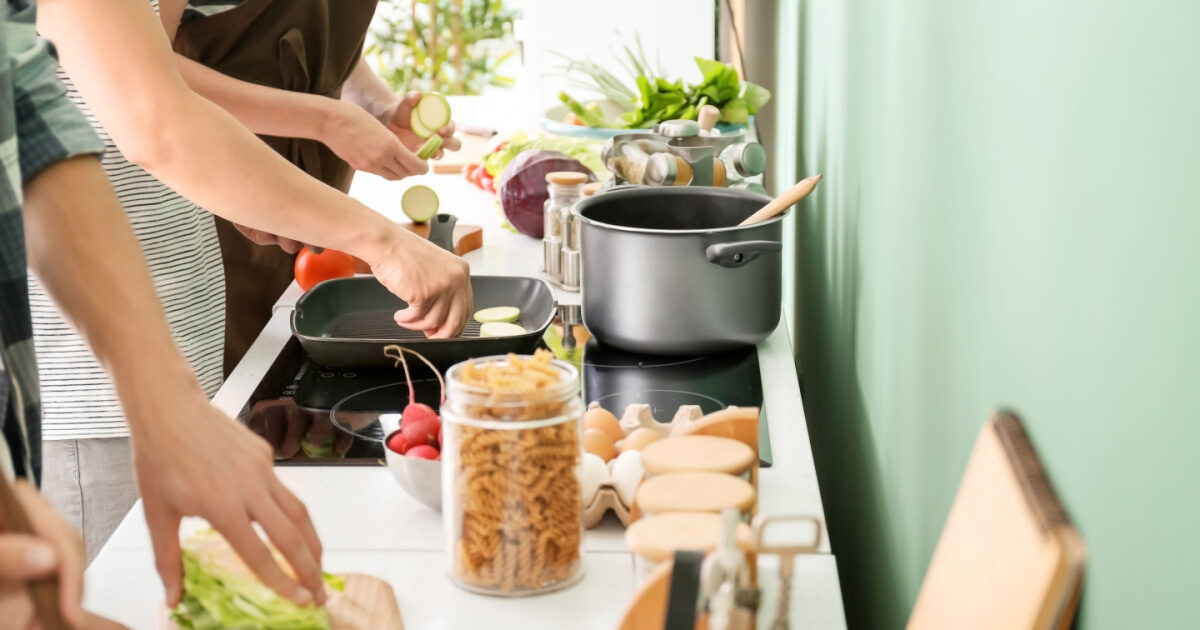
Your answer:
[22,157,203,418]
[173,54,334,142]
[341,57,401,121]
[38,0,400,263]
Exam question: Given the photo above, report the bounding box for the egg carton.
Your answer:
[583,401,737,528]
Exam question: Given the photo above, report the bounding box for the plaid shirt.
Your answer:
[1,0,103,481]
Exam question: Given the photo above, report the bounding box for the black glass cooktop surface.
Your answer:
[238,320,771,466]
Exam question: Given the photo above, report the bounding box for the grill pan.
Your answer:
[292,275,556,368]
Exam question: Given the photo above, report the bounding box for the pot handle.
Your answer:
[705,240,781,268]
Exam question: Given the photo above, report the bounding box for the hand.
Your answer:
[0,481,84,628]
[381,92,462,160]
[367,227,472,338]
[322,100,428,180]
[131,391,325,609]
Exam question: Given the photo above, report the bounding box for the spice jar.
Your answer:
[635,471,756,520]
[543,172,586,283]
[625,512,754,584]
[441,351,585,595]
[640,436,756,481]
[561,182,599,292]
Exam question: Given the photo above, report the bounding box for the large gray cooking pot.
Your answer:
[573,187,783,355]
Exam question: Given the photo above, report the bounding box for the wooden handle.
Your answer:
[697,105,720,132]
[0,480,68,630]
[738,174,823,226]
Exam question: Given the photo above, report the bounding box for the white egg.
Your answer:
[611,450,646,506]
[580,453,608,504]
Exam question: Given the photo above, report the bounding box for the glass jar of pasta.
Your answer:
[441,350,585,596]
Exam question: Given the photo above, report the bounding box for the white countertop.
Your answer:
[83,173,844,629]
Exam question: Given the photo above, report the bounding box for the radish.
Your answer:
[386,431,410,455]
[401,185,439,223]
[406,444,440,460]
[382,345,446,450]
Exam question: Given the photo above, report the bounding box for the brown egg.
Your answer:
[621,427,664,453]
[583,407,624,443]
[584,428,618,462]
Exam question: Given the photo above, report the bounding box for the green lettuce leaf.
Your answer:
[170,530,332,630]
[484,137,609,180]
[743,82,771,113]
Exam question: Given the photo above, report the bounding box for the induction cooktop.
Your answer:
[237,315,772,466]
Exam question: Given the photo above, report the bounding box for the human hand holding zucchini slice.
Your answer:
[383,91,461,160]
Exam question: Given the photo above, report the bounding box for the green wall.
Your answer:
[778,1,1200,628]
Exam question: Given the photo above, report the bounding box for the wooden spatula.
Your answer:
[738,174,823,226]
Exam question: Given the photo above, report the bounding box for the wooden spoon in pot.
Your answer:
[738,174,823,226]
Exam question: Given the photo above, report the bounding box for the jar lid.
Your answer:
[545,171,588,186]
[625,512,755,563]
[635,471,756,514]
[641,436,755,476]
[581,182,602,196]
[731,142,767,177]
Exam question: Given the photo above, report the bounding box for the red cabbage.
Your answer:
[496,150,594,238]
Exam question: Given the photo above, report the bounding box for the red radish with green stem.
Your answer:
[384,345,444,450]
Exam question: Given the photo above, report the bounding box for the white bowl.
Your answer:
[383,431,442,511]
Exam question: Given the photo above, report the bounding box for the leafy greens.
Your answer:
[555,39,771,129]
[170,529,343,630]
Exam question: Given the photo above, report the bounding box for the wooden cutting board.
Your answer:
[907,412,1087,630]
[431,132,492,174]
[159,573,404,630]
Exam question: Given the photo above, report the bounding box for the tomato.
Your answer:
[480,174,495,194]
[491,141,509,154]
[294,247,355,291]
[470,166,486,189]
[463,163,481,184]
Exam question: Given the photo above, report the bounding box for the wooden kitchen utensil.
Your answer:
[906,411,1087,630]
[159,573,404,630]
[0,478,67,630]
[738,174,823,226]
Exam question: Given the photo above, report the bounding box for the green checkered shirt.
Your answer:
[1,0,104,481]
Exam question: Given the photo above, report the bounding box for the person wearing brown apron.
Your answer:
[172,0,379,374]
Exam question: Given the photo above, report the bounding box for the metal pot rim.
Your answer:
[572,187,786,236]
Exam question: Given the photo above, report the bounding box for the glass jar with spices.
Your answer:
[543,172,587,283]
[441,350,586,596]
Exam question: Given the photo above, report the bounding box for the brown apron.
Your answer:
[174,0,379,375]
